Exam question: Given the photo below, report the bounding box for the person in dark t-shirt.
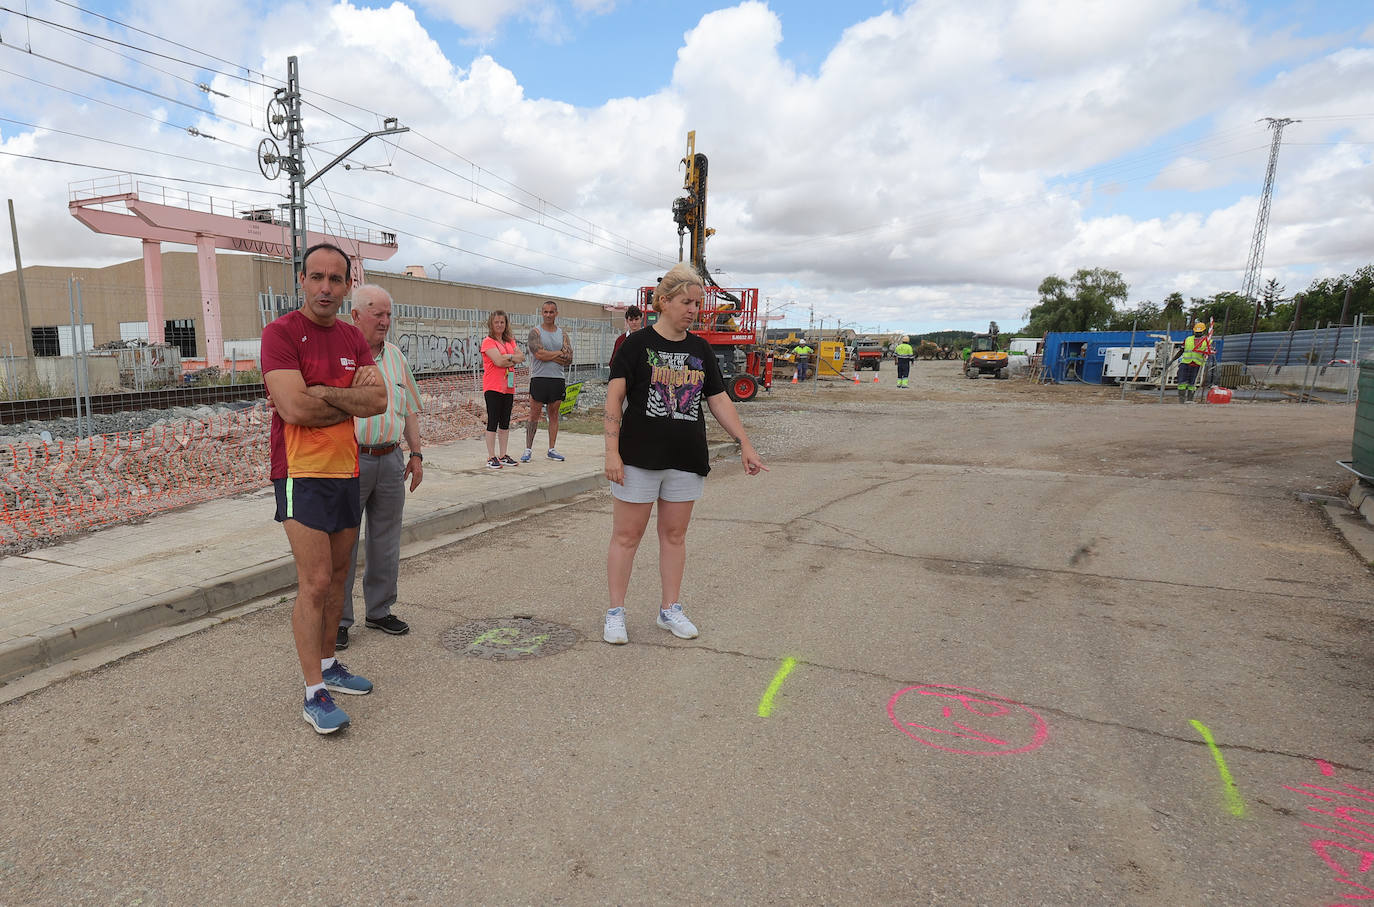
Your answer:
[601,263,766,645]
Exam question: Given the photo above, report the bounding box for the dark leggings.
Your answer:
[485,390,515,431]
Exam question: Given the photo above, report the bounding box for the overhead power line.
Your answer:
[330,204,643,291]
[300,96,674,269]
[0,40,261,133]
[44,0,280,84]
[0,63,258,151]
[0,2,279,90]
[0,148,285,196]
[0,115,262,175]
[323,183,649,286]
[5,0,673,276]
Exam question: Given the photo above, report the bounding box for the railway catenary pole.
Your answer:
[1330,286,1352,365]
[264,57,407,299]
[8,200,37,382]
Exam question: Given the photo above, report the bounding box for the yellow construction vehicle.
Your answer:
[965,322,1009,379]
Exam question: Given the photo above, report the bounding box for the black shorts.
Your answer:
[1176,362,1200,387]
[273,477,361,533]
[529,377,566,405]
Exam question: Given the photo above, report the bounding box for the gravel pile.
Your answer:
[0,403,258,448]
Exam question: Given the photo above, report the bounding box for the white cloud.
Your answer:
[414,0,540,35]
[2,0,1372,333]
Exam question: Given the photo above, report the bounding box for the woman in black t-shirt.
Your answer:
[600,263,765,645]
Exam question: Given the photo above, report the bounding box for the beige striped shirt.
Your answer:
[354,341,422,447]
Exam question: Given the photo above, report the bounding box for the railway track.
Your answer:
[0,384,266,425]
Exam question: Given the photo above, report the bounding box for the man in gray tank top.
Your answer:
[522,300,574,461]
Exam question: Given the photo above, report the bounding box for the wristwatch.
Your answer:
[409,452,423,461]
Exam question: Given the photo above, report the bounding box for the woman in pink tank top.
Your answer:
[480,310,525,468]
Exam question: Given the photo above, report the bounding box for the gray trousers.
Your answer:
[341,447,405,627]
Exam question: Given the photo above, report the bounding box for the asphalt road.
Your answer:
[2,379,1371,905]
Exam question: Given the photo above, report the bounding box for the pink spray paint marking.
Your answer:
[1281,767,1374,902]
[887,683,1049,756]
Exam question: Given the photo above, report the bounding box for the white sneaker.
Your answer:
[603,607,628,645]
[656,603,698,639]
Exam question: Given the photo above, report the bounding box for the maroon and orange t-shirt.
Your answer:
[261,309,375,480]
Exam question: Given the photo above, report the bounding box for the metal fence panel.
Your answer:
[1221,323,1368,366]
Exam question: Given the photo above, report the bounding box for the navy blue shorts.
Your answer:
[273,477,361,533]
[1176,362,1200,387]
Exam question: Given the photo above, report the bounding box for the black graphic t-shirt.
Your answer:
[609,327,726,476]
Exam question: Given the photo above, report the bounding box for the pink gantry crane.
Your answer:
[69,176,398,365]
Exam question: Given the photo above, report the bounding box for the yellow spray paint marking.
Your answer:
[757,657,799,717]
[1190,719,1246,817]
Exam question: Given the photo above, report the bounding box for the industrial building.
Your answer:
[0,250,617,381]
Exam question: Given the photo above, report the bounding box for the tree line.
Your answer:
[1021,265,1374,336]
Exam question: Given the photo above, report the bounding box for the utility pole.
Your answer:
[258,56,408,298]
[7,199,36,380]
[1239,117,1297,365]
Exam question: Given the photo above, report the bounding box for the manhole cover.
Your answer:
[440,618,580,660]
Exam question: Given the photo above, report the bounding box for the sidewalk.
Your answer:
[0,433,609,686]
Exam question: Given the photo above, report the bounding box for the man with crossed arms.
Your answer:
[262,243,386,735]
[521,299,574,462]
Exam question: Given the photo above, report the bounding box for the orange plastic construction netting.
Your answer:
[0,374,527,549]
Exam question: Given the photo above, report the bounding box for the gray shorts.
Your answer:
[611,465,705,504]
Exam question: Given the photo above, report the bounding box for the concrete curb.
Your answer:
[2,446,734,685]
[0,475,607,685]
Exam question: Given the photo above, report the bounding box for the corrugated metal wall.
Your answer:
[1221,323,1369,365]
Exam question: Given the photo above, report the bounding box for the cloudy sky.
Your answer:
[1,0,1371,333]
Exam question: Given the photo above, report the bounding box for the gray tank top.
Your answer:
[530,326,566,379]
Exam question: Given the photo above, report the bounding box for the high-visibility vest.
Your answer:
[1181,334,1211,365]
[895,343,914,359]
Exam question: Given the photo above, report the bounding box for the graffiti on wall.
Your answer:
[397,333,482,372]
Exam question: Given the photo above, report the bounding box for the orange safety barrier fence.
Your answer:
[0,372,534,549]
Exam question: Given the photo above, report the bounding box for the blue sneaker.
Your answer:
[322,660,373,695]
[546,448,565,461]
[303,689,349,734]
[520,448,532,463]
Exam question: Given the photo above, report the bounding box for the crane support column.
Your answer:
[140,239,165,344]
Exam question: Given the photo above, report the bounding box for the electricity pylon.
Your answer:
[1240,117,1297,362]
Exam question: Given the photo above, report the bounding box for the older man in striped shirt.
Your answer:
[338,284,424,649]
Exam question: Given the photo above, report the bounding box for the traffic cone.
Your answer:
[791,373,797,384]
[852,372,861,384]
[873,374,879,383]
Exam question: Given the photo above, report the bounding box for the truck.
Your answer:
[851,340,884,371]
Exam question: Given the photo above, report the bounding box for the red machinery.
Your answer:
[637,284,769,401]
[637,131,772,402]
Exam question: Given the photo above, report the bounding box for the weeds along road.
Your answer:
[1,369,1370,905]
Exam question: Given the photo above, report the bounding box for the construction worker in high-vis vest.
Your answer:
[793,341,813,381]
[1170,321,1212,403]
[894,337,915,387]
